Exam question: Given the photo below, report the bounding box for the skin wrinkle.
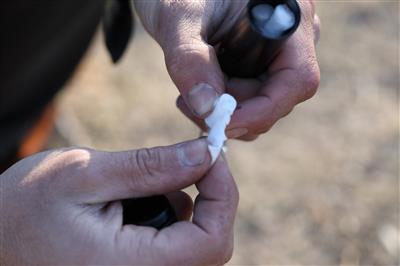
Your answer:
[112,150,143,194]
[176,142,193,167]
[159,1,203,47]
[145,229,165,264]
[193,201,229,244]
[126,149,169,196]
[165,42,207,74]
[88,151,143,200]
[152,228,182,264]
[166,43,225,102]
[134,148,164,194]
[130,228,156,263]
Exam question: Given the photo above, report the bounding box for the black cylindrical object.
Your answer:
[218,0,301,78]
[122,195,177,229]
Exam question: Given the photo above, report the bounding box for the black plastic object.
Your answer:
[218,0,301,78]
[122,195,177,229]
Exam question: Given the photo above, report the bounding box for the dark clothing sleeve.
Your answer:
[0,0,105,160]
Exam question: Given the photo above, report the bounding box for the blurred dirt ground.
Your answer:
[46,1,399,265]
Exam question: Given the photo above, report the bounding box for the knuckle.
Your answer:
[223,239,234,264]
[259,118,274,134]
[206,222,236,262]
[254,106,275,135]
[166,42,205,74]
[300,62,320,100]
[165,47,185,76]
[208,236,232,265]
[134,148,163,182]
[279,106,295,120]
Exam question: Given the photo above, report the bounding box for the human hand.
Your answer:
[134,0,320,141]
[0,139,238,265]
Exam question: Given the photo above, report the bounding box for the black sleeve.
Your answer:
[0,0,105,160]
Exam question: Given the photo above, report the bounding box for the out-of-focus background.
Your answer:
[47,1,399,265]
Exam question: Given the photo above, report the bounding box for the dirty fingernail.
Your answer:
[226,128,248,139]
[187,83,218,117]
[177,139,209,167]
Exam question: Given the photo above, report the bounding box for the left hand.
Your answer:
[134,0,320,141]
[1,139,238,265]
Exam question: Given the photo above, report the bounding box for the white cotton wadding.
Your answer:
[205,94,237,164]
[252,4,295,38]
[251,4,274,29]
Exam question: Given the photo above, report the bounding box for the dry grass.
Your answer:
[47,1,399,265]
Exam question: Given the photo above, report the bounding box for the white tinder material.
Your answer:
[205,94,237,163]
[252,4,295,38]
[251,4,274,28]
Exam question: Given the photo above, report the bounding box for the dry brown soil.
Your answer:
[46,1,399,265]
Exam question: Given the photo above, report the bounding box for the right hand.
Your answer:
[0,138,239,265]
[134,0,320,141]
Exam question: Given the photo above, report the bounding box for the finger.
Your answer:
[260,5,320,115]
[192,156,239,239]
[72,138,212,203]
[228,69,319,136]
[227,2,320,135]
[164,36,224,118]
[178,96,249,140]
[165,191,193,221]
[226,77,262,102]
[178,95,251,140]
[117,157,239,265]
[176,96,207,131]
[164,156,238,265]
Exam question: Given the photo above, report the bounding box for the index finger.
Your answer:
[117,157,239,265]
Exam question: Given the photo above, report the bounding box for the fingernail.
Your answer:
[177,139,208,167]
[226,128,248,139]
[187,83,218,117]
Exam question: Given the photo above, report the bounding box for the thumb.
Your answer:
[163,36,225,118]
[75,138,211,203]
